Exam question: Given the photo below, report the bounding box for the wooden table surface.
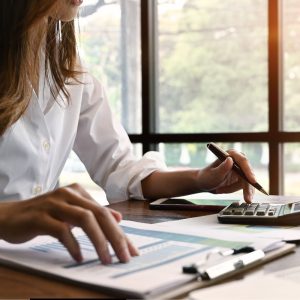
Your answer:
[0,199,298,298]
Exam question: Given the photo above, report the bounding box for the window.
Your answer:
[156,0,269,197]
[157,0,268,134]
[283,0,300,195]
[60,0,142,204]
[61,0,300,198]
[137,0,300,196]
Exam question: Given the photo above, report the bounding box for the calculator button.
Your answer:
[222,210,232,215]
[256,204,269,216]
[233,209,244,215]
[244,203,258,215]
[256,210,267,216]
[222,203,239,215]
[267,207,277,216]
[232,203,247,215]
[227,203,240,208]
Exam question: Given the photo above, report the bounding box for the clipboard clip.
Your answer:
[182,249,265,280]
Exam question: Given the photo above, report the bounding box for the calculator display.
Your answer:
[294,203,300,212]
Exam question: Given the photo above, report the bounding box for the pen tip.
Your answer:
[260,188,269,196]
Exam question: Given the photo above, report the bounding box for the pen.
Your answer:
[182,249,265,280]
[207,142,269,196]
[182,246,255,274]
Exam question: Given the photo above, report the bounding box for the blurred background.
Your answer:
[60,0,300,204]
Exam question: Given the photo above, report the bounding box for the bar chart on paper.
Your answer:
[30,224,249,274]
[0,220,281,298]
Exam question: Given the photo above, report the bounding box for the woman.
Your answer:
[0,0,256,264]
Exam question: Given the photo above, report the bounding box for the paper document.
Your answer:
[181,192,300,205]
[160,213,300,242]
[0,220,283,298]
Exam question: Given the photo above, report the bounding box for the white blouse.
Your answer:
[0,67,166,203]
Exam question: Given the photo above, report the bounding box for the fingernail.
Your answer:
[131,245,140,257]
[133,246,140,256]
[247,196,252,204]
[102,253,112,265]
[120,248,130,263]
[75,253,83,263]
[226,157,233,163]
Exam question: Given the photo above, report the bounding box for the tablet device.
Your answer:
[149,198,239,212]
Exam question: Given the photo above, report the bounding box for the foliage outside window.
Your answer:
[60,0,300,197]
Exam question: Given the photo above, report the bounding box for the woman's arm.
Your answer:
[0,184,139,264]
[142,149,256,204]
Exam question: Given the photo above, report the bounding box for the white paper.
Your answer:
[175,192,300,204]
[160,213,300,242]
[0,220,282,298]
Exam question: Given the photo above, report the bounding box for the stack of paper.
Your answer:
[0,220,287,298]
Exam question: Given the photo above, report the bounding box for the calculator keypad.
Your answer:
[221,203,279,217]
[218,201,300,225]
[244,203,259,215]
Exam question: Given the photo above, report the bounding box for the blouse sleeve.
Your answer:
[73,73,167,203]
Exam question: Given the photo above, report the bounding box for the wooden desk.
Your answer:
[0,199,298,298]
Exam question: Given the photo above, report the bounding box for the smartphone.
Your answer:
[149,198,239,212]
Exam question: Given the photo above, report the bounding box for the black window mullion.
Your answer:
[140,0,158,153]
[268,0,284,195]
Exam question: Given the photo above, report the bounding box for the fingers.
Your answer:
[63,184,123,223]
[243,182,255,204]
[93,208,138,263]
[108,208,123,223]
[53,186,137,263]
[0,185,137,264]
[36,184,136,264]
[53,202,115,264]
[65,186,137,258]
[198,146,258,202]
[215,175,254,203]
[226,150,256,203]
[227,150,256,184]
[39,215,83,262]
[126,236,140,257]
[197,157,235,192]
[211,157,254,203]
[213,157,234,178]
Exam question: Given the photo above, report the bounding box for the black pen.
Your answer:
[207,142,269,196]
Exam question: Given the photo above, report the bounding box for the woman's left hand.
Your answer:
[196,149,256,203]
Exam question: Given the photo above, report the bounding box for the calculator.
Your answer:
[218,202,300,226]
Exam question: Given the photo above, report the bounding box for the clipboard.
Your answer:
[153,243,296,300]
[182,249,265,280]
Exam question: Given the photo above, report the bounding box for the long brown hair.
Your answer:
[0,0,81,135]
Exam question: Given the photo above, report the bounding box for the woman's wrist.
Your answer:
[142,169,203,199]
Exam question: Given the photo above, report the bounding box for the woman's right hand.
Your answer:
[0,183,139,264]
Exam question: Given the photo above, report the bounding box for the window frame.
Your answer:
[128,0,300,195]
